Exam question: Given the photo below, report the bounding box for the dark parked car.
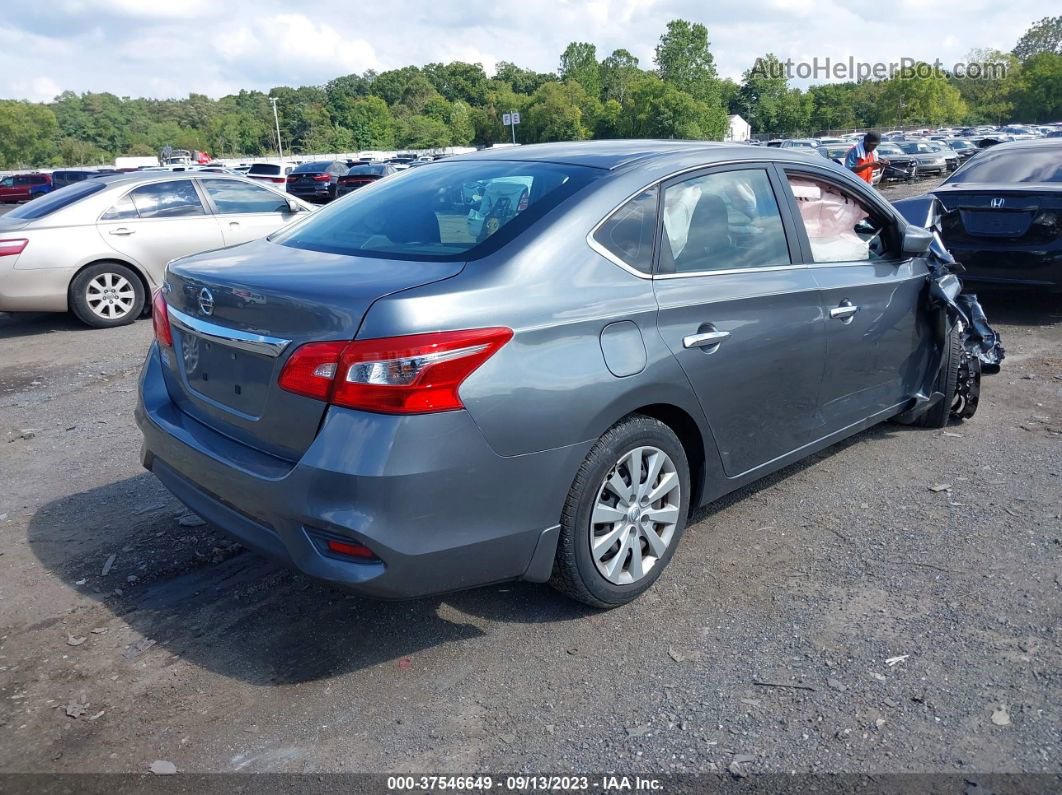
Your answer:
[895,138,1061,292]
[336,163,397,197]
[946,139,979,161]
[0,173,52,202]
[875,144,919,181]
[287,160,348,203]
[51,170,99,189]
[139,140,977,607]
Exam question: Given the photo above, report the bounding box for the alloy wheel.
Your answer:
[590,445,681,585]
[86,272,136,320]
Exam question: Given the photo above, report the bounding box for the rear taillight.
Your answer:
[0,239,28,258]
[312,174,331,182]
[273,177,286,183]
[286,175,297,182]
[278,328,513,414]
[277,340,347,400]
[152,291,173,347]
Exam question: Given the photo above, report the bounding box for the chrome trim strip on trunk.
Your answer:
[167,305,291,358]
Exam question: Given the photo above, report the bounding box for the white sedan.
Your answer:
[0,172,313,327]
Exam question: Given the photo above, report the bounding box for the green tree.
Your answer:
[525,82,592,142]
[0,101,58,167]
[396,115,451,148]
[336,96,395,150]
[370,66,426,106]
[448,100,475,146]
[951,49,1020,125]
[618,75,725,140]
[559,42,602,98]
[876,66,967,126]
[1012,52,1062,121]
[1013,16,1062,61]
[494,62,555,94]
[654,19,718,103]
[600,49,641,103]
[423,62,490,106]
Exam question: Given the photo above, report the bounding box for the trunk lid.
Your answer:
[936,186,1061,242]
[160,238,464,461]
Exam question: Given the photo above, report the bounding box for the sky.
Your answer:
[0,0,1043,103]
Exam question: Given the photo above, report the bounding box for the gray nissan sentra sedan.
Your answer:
[136,140,972,607]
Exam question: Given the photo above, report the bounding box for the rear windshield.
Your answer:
[946,145,1062,184]
[272,160,598,261]
[6,180,106,220]
[346,165,390,176]
[247,163,282,176]
[292,161,334,173]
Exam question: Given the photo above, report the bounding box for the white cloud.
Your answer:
[0,0,1047,101]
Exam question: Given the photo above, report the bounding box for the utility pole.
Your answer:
[269,97,284,163]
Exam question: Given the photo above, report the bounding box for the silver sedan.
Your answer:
[0,172,313,327]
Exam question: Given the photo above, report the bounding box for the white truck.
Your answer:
[115,155,160,169]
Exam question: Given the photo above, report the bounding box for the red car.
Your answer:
[0,173,52,202]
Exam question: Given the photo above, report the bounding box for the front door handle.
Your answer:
[683,330,731,349]
[829,301,859,320]
[228,221,240,228]
[108,227,135,236]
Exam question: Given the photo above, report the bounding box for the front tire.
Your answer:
[916,321,963,428]
[69,262,145,328]
[550,415,690,608]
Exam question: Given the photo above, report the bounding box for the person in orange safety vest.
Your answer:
[844,132,889,184]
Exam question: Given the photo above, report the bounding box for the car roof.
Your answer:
[448,139,820,171]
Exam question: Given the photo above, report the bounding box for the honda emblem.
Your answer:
[990,198,1005,208]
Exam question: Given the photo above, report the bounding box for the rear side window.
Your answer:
[103,180,205,220]
[592,187,658,274]
[659,168,790,274]
[273,160,598,261]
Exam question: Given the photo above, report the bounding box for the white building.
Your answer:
[725,114,751,142]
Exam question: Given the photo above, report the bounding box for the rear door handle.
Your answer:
[829,301,859,320]
[108,227,135,236]
[228,221,240,227]
[683,330,731,349]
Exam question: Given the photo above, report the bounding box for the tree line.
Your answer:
[0,16,1059,169]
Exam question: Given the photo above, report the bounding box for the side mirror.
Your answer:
[901,224,933,255]
[286,198,302,213]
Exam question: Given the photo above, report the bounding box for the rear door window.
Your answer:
[659,168,791,274]
[201,179,289,214]
[103,180,206,220]
[592,187,658,274]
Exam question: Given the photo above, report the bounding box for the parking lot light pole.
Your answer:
[269,97,284,163]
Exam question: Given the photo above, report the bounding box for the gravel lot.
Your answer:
[0,179,1060,779]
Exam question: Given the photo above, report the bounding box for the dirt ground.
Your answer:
[0,183,1060,778]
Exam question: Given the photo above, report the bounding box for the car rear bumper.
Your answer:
[287,186,333,201]
[135,344,585,598]
[947,245,1062,291]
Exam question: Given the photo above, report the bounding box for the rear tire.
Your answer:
[550,415,690,608]
[69,262,145,329]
